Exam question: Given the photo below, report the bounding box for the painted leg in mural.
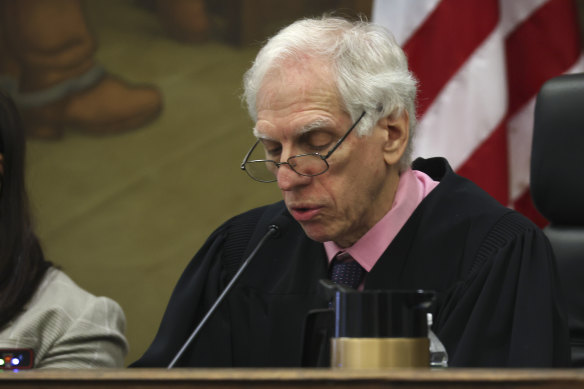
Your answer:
[0,0,162,139]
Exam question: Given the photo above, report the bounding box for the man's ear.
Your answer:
[377,111,409,166]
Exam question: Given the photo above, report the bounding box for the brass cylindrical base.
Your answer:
[331,337,429,369]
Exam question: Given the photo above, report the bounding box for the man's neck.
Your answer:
[324,168,439,271]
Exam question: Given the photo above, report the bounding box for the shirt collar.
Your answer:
[324,169,438,271]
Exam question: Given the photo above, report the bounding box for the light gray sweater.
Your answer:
[0,268,128,368]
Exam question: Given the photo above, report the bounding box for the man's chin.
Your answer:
[297,222,333,243]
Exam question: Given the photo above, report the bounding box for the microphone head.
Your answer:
[267,213,292,239]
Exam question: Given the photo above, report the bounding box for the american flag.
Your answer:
[373,0,583,226]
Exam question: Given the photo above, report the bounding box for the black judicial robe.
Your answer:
[133,157,570,368]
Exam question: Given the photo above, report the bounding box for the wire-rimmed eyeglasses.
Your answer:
[241,111,366,183]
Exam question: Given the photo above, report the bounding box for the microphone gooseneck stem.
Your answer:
[167,224,280,368]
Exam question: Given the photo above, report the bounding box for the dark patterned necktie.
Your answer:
[329,251,365,289]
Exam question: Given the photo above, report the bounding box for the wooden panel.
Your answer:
[3,368,584,389]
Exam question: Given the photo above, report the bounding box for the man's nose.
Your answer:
[277,162,311,191]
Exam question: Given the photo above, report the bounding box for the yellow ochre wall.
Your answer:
[25,0,371,365]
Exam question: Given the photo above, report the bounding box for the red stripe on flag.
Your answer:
[506,0,581,115]
[403,0,499,117]
[457,122,509,205]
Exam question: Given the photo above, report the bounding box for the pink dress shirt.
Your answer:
[324,169,439,274]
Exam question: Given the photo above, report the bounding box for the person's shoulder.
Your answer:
[187,201,289,262]
[1,268,127,358]
[221,200,289,240]
[415,157,510,218]
[482,208,547,252]
[412,157,543,251]
[22,268,125,332]
[39,267,89,298]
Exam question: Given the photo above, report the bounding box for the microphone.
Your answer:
[167,214,290,368]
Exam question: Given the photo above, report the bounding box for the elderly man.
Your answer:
[133,16,569,368]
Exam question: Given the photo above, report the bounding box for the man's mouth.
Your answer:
[289,205,322,222]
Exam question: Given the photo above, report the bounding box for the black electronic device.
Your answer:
[0,348,34,370]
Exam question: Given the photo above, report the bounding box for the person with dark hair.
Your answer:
[0,91,128,368]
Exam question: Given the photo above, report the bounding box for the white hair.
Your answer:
[243,16,419,170]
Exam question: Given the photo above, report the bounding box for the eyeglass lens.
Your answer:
[246,153,328,181]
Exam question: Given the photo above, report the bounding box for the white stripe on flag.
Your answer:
[413,27,507,168]
[371,0,440,45]
[500,0,549,35]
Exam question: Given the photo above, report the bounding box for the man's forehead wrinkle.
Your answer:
[257,58,337,108]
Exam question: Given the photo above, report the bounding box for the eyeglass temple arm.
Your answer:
[323,111,366,159]
[241,139,261,169]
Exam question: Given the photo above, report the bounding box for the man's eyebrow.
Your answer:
[253,127,275,140]
[252,118,334,139]
[298,119,333,135]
